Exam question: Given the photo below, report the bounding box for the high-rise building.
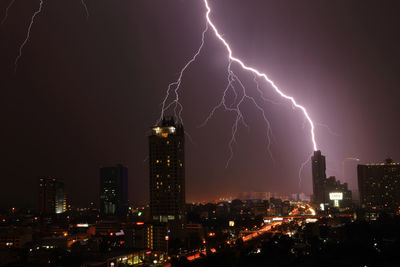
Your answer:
[149,117,185,224]
[312,150,327,204]
[311,151,352,209]
[38,177,66,214]
[358,158,400,213]
[99,164,128,216]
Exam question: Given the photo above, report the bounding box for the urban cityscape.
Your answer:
[1,0,400,267]
[1,117,399,266]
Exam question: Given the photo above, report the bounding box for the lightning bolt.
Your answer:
[158,0,319,168]
[203,0,317,152]
[158,22,209,126]
[81,0,89,20]
[1,0,16,26]
[253,73,281,106]
[316,122,341,137]
[199,60,275,166]
[14,0,43,73]
[298,153,312,188]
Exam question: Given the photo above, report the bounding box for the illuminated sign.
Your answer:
[329,192,343,200]
[329,192,343,207]
[272,217,283,221]
[76,223,89,227]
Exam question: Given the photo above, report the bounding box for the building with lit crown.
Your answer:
[149,117,185,251]
[149,117,185,224]
[358,158,400,213]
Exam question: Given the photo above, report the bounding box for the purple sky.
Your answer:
[1,0,400,208]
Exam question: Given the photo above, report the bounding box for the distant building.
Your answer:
[238,192,289,201]
[252,201,269,216]
[38,177,66,215]
[358,158,400,213]
[149,117,185,224]
[290,193,311,202]
[324,176,352,208]
[0,226,33,248]
[125,223,153,250]
[185,224,204,250]
[311,151,352,209]
[268,198,283,216]
[99,164,128,216]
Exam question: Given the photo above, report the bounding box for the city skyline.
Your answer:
[1,0,400,208]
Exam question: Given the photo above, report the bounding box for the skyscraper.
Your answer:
[99,164,128,216]
[311,151,352,209]
[311,150,327,205]
[149,117,185,224]
[358,158,400,213]
[38,177,66,215]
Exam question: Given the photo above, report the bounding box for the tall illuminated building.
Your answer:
[311,150,327,205]
[149,117,185,224]
[358,158,400,213]
[99,164,128,216]
[38,177,66,214]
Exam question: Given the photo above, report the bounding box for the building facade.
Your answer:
[358,158,400,213]
[149,117,185,224]
[38,177,66,215]
[149,117,185,251]
[99,164,128,216]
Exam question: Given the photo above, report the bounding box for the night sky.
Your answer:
[1,0,400,208]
